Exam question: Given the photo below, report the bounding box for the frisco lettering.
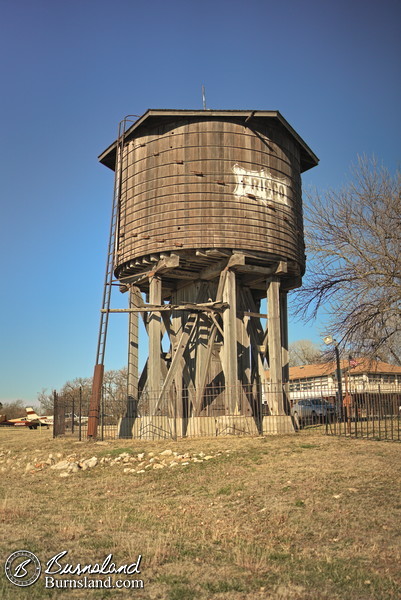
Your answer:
[45,551,142,576]
[233,163,289,205]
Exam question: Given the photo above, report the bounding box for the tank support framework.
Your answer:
[115,258,292,439]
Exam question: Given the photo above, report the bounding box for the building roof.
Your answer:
[289,359,401,380]
[98,109,319,173]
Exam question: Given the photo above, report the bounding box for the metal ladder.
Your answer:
[95,115,139,365]
[88,115,139,437]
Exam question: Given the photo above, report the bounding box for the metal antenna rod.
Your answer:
[202,85,207,110]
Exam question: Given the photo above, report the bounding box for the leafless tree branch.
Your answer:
[293,156,401,364]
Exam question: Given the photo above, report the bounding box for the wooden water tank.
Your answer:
[99,110,318,291]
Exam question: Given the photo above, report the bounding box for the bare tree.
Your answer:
[103,368,128,421]
[289,339,323,366]
[37,389,54,414]
[294,157,401,364]
[1,400,26,419]
[60,377,92,415]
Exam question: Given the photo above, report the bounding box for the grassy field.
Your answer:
[0,429,400,599]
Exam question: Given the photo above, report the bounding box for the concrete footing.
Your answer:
[118,414,295,439]
[262,415,296,435]
[131,416,174,439]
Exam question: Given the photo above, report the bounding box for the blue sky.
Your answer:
[0,0,400,404]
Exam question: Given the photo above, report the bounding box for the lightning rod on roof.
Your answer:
[202,85,207,110]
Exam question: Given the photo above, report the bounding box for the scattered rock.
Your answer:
[160,449,173,456]
[21,446,227,478]
[51,460,70,470]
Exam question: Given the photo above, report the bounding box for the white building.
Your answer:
[289,359,401,401]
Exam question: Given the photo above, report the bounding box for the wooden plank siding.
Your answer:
[113,116,306,284]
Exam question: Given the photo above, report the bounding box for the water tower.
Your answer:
[88,110,318,438]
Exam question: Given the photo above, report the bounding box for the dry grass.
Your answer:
[0,428,400,599]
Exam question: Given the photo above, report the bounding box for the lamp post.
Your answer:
[323,336,343,409]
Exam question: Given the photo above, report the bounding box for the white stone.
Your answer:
[51,460,70,470]
[160,449,173,456]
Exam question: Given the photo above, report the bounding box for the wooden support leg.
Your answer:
[267,277,284,415]
[222,270,239,414]
[119,286,140,438]
[148,276,162,413]
[127,286,140,415]
[88,364,104,438]
[236,288,253,416]
[240,287,268,415]
[280,290,290,415]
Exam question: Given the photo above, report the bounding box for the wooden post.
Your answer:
[87,364,104,438]
[127,286,140,414]
[222,269,239,413]
[148,276,162,413]
[118,286,140,438]
[267,277,284,414]
[171,289,184,418]
[280,290,290,415]
[236,285,252,415]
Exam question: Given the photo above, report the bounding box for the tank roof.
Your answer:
[98,109,319,172]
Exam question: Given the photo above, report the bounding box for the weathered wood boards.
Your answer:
[95,110,318,438]
[98,111,317,285]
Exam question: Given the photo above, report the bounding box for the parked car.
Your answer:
[291,398,337,426]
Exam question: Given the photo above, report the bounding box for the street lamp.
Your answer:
[323,336,343,407]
